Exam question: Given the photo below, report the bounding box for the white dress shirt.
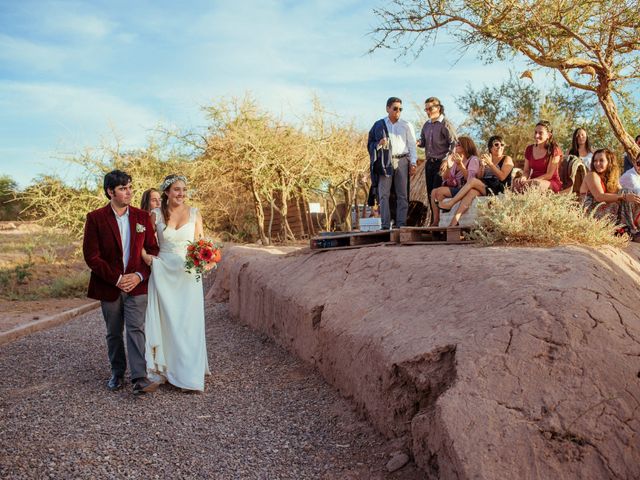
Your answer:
[383,117,418,166]
[620,168,640,193]
[112,206,131,269]
[111,206,143,284]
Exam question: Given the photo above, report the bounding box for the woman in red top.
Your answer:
[513,120,562,193]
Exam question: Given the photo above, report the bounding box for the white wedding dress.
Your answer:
[145,207,210,391]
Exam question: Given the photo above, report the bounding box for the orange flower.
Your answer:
[211,249,221,263]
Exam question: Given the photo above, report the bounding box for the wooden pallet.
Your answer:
[310,230,397,250]
[398,226,474,244]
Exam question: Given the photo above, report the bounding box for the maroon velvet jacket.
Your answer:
[83,204,159,301]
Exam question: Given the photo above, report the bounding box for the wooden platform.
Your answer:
[310,230,398,250]
[310,226,473,250]
[398,226,474,244]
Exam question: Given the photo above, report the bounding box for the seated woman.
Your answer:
[568,127,593,170]
[512,120,562,193]
[429,136,480,226]
[580,148,640,232]
[439,135,514,226]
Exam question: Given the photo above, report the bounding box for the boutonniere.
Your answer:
[136,223,146,233]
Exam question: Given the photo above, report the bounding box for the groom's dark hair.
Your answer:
[104,170,132,199]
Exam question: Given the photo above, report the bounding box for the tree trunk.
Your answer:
[341,186,353,231]
[327,187,339,231]
[268,196,275,242]
[597,81,640,160]
[250,179,269,245]
[279,189,296,241]
[323,197,332,231]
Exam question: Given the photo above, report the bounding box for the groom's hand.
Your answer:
[118,273,141,293]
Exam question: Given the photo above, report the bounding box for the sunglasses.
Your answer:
[492,142,505,148]
[392,106,403,112]
[425,105,440,111]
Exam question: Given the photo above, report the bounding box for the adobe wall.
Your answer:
[211,243,640,479]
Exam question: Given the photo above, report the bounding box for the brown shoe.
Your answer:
[133,377,161,395]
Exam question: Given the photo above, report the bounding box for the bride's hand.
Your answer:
[204,260,218,272]
[141,248,154,266]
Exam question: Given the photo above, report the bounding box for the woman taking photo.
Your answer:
[438,135,514,226]
[429,136,480,226]
[513,120,562,193]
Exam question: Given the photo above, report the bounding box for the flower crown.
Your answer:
[160,175,187,192]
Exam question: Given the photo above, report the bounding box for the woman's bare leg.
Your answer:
[430,186,452,226]
[440,178,486,209]
[449,190,480,226]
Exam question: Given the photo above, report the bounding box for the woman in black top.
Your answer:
[439,135,514,226]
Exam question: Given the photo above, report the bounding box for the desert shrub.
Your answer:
[20,142,191,238]
[39,271,90,298]
[469,188,630,248]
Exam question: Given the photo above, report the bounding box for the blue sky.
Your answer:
[0,0,528,187]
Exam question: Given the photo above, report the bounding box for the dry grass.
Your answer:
[0,222,88,300]
[469,187,630,248]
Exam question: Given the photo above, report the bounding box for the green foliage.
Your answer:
[14,260,34,284]
[0,175,23,221]
[455,75,638,165]
[469,188,629,248]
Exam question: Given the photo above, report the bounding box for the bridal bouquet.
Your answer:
[185,239,222,281]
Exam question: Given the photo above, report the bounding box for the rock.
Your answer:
[213,244,640,479]
[386,453,410,472]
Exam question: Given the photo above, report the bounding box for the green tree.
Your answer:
[371,0,640,158]
[455,75,627,165]
[0,175,21,221]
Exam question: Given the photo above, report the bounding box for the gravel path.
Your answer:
[0,302,421,479]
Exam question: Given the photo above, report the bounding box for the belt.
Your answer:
[427,157,443,162]
[392,153,409,159]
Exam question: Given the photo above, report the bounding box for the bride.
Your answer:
[142,174,210,392]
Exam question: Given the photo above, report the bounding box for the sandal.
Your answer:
[435,199,452,212]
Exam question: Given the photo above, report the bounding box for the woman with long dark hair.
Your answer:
[513,120,562,193]
[438,135,514,226]
[140,188,161,212]
[568,127,593,169]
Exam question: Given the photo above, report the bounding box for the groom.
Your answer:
[83,170,160,395]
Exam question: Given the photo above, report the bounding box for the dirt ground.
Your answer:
[0,221,93,332]
[0,298,94,333]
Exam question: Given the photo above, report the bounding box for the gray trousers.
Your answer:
[100,293,148,380]
[378,156,409,229]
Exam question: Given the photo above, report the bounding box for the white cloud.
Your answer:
[0,34,69,72]
[0,81,161,155]
[41,12,116,39]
